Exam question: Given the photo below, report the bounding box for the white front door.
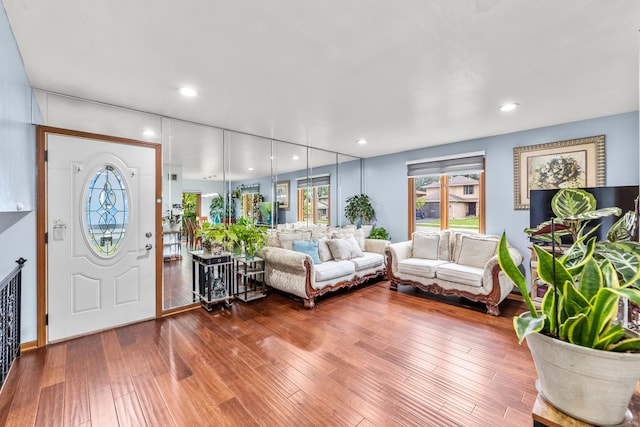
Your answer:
[47,134,157,342]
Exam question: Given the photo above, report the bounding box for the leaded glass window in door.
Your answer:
[85,165,129,256]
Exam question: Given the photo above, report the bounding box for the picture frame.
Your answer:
[513,135,605,210]
[275,180,290,210]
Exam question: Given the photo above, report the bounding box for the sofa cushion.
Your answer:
[398,258,449,278]
[327,237,364,260]
[412,233,440,260]
[435,263,484,287]
[293,240,321,265]
[351,252,384,271]
[332,228,366,251]
[277,231,311,251]
[454,234,498,268]
[412,230,450,260]
[315,260,356,282]
[317,238,333,262]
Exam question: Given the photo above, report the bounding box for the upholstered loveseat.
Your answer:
[260,226,389,308]
[385,230,523,315]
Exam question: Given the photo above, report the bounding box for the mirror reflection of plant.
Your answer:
[232,217,268,258]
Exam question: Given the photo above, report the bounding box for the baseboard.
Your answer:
[20,340,38,352]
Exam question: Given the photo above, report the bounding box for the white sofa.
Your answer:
[385,230,522,316]
[260,226,389,308]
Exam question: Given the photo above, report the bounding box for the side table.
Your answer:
[235,256,267,302]
[191,250,234,311]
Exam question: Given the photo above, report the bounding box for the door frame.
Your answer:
[36,126,162,347]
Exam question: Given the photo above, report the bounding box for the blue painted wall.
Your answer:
[364,111,639,281]
[0,4,38,342]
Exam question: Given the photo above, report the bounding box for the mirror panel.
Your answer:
[338,154,362,227]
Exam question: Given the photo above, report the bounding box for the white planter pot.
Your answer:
[526,330,640,425]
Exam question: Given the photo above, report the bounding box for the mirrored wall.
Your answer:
[34,91,362,311]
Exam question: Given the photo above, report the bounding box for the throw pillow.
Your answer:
[277,231,311,251]
[326,237,364,260]
[455,234,498,268]
[412,233,440,259]
[293,240,321,265]
[317,238,333,262]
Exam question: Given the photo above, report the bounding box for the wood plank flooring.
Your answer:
[1,281,538,426]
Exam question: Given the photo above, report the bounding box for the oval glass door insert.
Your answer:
[85,165,129,256]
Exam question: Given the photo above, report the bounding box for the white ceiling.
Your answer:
[4,0,639,165]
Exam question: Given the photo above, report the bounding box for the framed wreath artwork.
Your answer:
[513,135,605,210]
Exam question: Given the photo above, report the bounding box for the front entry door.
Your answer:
[47,133,157,342]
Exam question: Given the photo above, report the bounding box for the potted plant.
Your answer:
[233,217,268,259]
[201,223,226,255]
[498,188,640,425]
[345,194,376,235]
[368,226,390,240]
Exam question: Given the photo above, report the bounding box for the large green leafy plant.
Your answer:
[498,188,640,351]
[524,188,639,283]
[344,194,376,225]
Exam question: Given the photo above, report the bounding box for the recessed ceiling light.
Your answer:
[248,167,254,171]
[499,103,519,112]
[292,155,300,160]
[357,138,368,145]
[142,130,155,137]
[179,87,197,97]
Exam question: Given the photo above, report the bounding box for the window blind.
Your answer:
[406,151,485,177]
[240,184,260,194]
[296,174,331,189]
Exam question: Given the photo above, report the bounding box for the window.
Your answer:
[85,164,128,256]
[407,153,484,237]
[297,175,331,225]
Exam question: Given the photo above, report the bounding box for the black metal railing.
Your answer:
[0,258,26,389]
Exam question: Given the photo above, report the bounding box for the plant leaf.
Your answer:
[595,323,625,350]
[609,337,640,352]
[596,242,640,285]
[534,245,573,291]
[559,313,587,345]
[513,314,546,344]
[540,286,556,334]
[551,188,596,218]
[607,211,637,242]
[586,287,619,346]
[498,233,537,315]
[578,257,603,302]
[569,207,622,222]
[562,279,591,319]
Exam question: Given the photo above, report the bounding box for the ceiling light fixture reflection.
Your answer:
[499,103,519,112]
[292,155,300,160]
[248,167,254,171]
[357,139,367,145]
[142,130,155,137]
[179,87,197,97]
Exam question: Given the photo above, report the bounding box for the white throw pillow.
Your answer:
[412,233,440,260]
[327,237,364,260]
[317,238,333,262]
[277,231,311,251]
[455,234,498,268]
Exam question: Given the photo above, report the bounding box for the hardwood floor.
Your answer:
[1,281,538,426]
[163,244,195,310]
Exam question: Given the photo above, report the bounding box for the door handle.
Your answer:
[145,244,153,250]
